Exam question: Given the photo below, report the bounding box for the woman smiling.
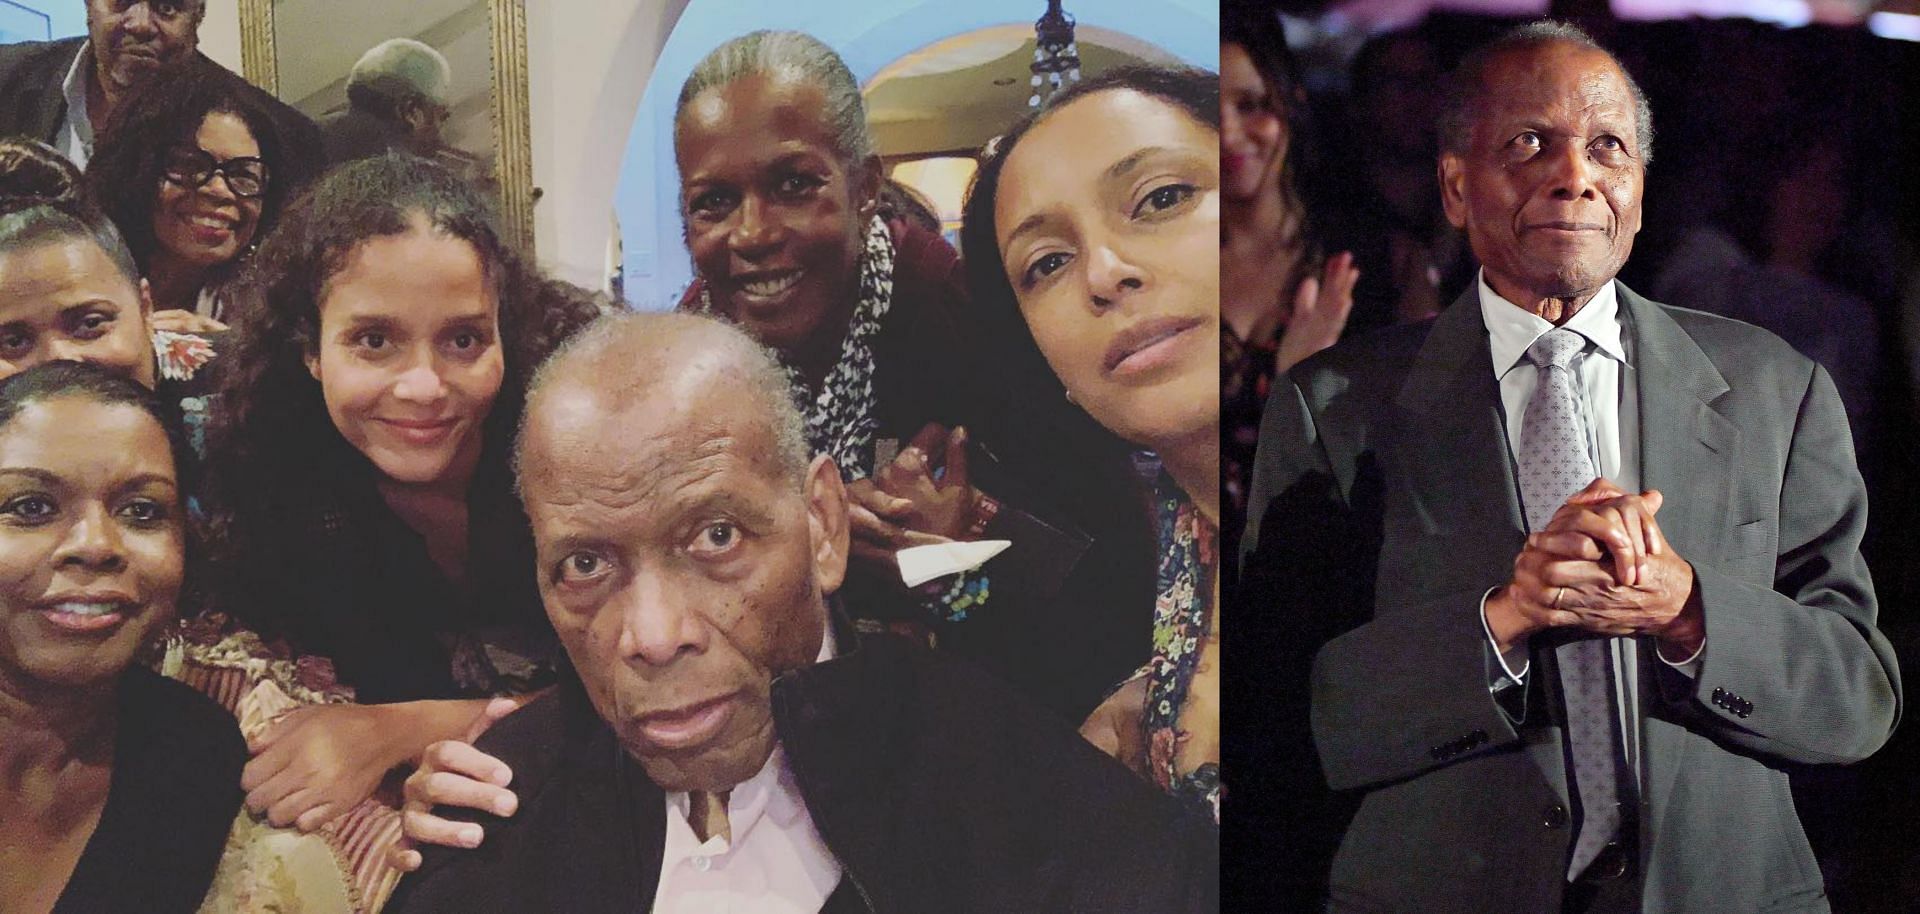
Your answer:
[0,361,239,914]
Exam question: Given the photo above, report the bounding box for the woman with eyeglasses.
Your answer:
[84,58,321,336]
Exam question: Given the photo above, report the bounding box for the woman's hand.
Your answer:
[871,422,987,541]
[241,699,496,833]
[1274,251,1358,375]
[149,309,228,335]
[1080,676,1151,780]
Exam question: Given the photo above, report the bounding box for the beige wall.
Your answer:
[198,0,242,72]
[198,0,686,294]
[526,0,689,291]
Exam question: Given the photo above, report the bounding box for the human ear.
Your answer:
[1438,153,1469,230]
[804,454,849,596]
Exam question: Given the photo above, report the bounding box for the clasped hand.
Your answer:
[1493,478,1702,659]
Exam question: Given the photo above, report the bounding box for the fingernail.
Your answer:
[494,795,517,816]
[459,826,483,847]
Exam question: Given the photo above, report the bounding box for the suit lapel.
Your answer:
[1621,285,1736,563]
[1617,284,1736,841]
[1393,286,1527,545]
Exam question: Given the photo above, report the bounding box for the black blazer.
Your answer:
[387,631,1217,914]
[0,38,318,159]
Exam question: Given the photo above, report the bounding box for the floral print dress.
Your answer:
[1142,472,1222,823]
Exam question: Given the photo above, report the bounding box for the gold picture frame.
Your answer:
[235,0,535,252]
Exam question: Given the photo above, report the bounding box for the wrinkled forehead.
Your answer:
[1475,43,1637,133]
[676,74,837,164]
[520,377,782,515]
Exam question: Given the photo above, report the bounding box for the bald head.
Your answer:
[515,311,810,491]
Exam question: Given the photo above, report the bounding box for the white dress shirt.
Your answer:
[54,42,95,169]
[652,629,843,913]
[1471,272,1703,776]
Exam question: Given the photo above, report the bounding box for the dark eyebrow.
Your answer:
[119,473,179,495]
[1103,146,1179,183]
[0,467,61,486]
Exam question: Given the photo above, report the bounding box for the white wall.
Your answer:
[525,0,690,291]
[200,0,243,71]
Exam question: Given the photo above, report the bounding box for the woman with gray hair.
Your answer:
[671,30,1156,726]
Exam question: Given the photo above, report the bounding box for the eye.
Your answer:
[352,330,388,351]
[1512,131,1543,150]
[690,520,740,557]
[774,174,823,199]
[1,494,56,522]
[1021,251,1072,288]
[557,551,608,584]
[74,311,114,338]
[687,189,737,219]
[119,498,171,526]
[447,329,490,354]
[1133,183,1197,218]
[0,327,31,355]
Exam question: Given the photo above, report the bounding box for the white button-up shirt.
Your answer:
[652,630,844,913]
[54,41,96,168]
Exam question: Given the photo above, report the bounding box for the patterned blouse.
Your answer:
[1142,469,1222,823]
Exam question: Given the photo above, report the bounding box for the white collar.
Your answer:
[61,40,93,144]
[1478,270,1627,378]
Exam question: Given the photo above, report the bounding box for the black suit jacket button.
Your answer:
[1543,803,1569,829]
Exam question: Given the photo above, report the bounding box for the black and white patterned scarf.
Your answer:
[700,215,895,480]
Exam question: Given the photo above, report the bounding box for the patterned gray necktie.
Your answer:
[1517,328,1624,880]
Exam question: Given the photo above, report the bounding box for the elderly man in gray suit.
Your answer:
[1240,20,1901,914]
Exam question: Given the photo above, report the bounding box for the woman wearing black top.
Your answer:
[0,360,242,914]
[195,154,599,834]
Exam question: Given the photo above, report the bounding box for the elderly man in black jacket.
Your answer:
[0,0,314,167]
[385,311,1215,914]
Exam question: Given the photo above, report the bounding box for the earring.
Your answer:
[1064,388,1077,405]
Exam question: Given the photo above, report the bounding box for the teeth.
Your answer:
[52,602,121,617]
[742,272,801,297]
[188,216,231,230]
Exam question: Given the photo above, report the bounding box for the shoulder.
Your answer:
[114,666,247,818]
[0,37,79,81]
[468,685,571,800]
[1649,300,1813,372]
[788,637,1212,894]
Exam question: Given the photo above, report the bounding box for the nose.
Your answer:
[121,3,159,34]
[198,171,241,203]
[46,339,88,364]
[57,502,128,573]
[1084,238,1149,310]
[726,194,783,261]
[615,569,707,667]
[390,355,448,404]
[1545,140,1601,202]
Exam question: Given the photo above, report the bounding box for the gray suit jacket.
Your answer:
[1241,283,1901,913]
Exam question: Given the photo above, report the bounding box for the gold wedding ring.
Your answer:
[1552,586,1565,610]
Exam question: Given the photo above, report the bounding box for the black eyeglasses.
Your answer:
[161,147,269,199]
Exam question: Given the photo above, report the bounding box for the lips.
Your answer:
[37,595,137,634]
[633,692,740,751]
[181,211,240,246]
[732,269,803,304]
[1526,220,1606,233]
[376,417,459,446]
[1103,315,1205,376]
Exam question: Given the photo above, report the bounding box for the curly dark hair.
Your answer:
[200,153,601,632]
[82,57,321,288]
[0,137,83,202]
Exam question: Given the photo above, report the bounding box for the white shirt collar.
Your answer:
[61,40,94,151]
[1478,269,1626,378]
